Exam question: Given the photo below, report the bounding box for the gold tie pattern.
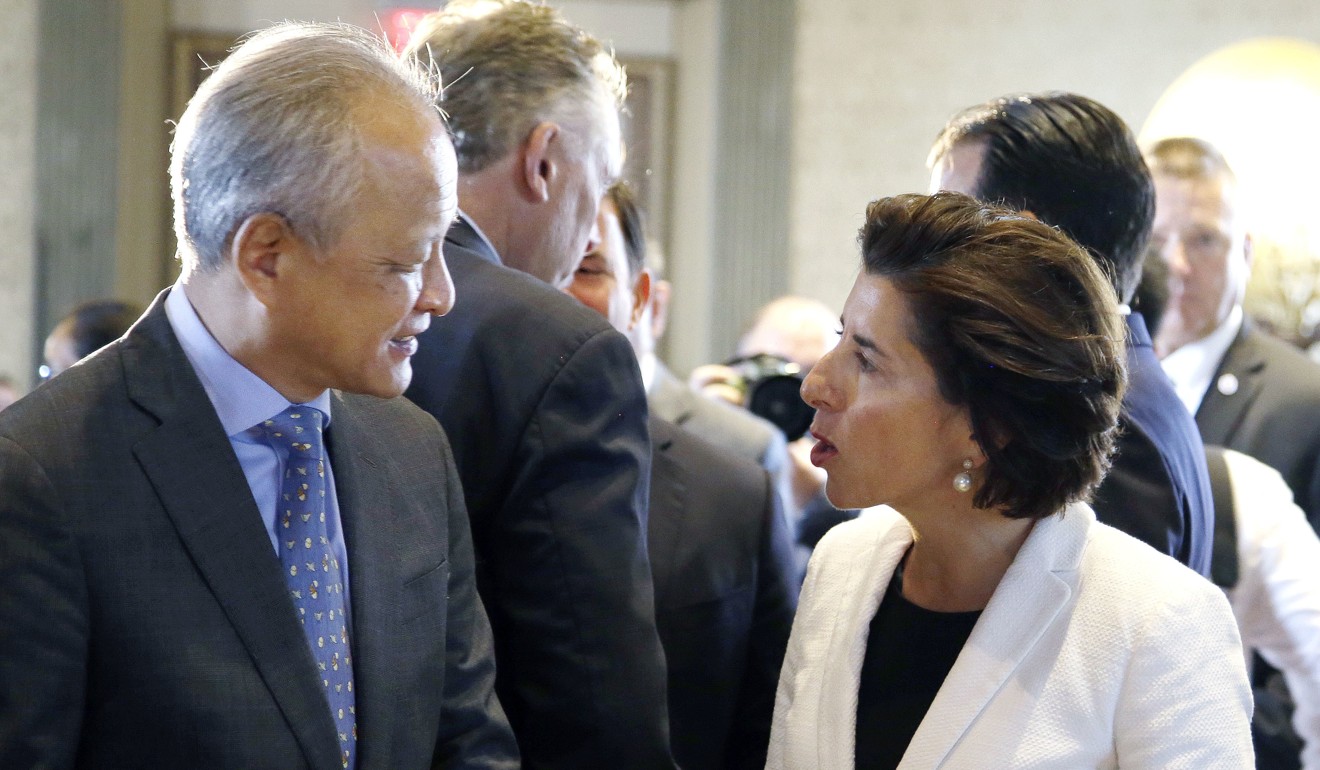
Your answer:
[260,407,357,770]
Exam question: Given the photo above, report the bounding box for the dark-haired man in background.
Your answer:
[568,181,798,770]
[928,92,1214,576]
[402,2,675,768]
[42,299,144,379]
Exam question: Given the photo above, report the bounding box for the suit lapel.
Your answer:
[900,507,1085,769]
[124,296,344,770]
[645,420,685,602]
[1196,326,1266,445]
[326,394,403,770]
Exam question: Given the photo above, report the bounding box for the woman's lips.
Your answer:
[809,434,838,467]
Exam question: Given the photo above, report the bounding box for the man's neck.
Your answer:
[456,159,520,263]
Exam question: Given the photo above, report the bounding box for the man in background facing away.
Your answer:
[0,22,516,769]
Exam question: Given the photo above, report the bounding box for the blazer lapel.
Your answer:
[1196,326,1266,445]
[327,394,403,770]
[900,507,1086,769]
[816,512,913,768]
[124,295,344,770]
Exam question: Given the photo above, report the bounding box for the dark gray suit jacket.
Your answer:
[648,418,797,770]
[0,294,516,770]
[1197,322,1320,529]
[649,362,788,478]
[405,218,674,769]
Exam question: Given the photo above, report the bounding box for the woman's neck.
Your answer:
[899,502,1035,613]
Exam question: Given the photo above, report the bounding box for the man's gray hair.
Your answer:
[404,0,626,174]
[170,21,440,272]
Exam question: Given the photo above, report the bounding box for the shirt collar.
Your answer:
[1160,304,1244,415]
[165,281,333,437]
[638,351,657,394]
[458,210,500,262]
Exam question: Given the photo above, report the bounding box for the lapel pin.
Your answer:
[1217,373,1239,396]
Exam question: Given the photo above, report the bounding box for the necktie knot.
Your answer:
[259,407,325,457]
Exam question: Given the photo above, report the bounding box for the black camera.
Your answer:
[723,353,815,441]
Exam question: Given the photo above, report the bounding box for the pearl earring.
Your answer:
[953,459,973,493]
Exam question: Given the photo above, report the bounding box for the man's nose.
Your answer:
[419,253,456,317]
[1162,236,1192,277]
[583,214,604,256]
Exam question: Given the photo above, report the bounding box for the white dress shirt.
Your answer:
[1161,305,1244,415]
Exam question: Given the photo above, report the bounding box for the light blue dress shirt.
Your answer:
[164,283,352,616]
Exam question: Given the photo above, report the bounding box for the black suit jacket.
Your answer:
[1091,313,1214,576]
[405,219,674,769]
[0,293,516,770]
[1197,322,1320,529]
[648,418,797,770]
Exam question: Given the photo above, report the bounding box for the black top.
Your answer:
[855,565,981,770]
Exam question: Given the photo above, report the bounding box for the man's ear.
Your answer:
[231,212,298,305]
[628,269,653,331]
[650,278,673,340]
[520,121,560,203]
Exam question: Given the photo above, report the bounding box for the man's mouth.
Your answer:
[389,335,419,356]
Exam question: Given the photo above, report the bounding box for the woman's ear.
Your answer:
[520,121,560,203]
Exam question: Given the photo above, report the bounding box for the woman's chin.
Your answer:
[823,481,873,512]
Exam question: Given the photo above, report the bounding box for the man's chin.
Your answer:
[345,365,411,400]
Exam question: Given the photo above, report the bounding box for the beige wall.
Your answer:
[0,0,38,391]
[116,0,172,309]
[790,0,1320,312]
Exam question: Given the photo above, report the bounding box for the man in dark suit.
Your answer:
[929,92,1214,577]
[401,4,675,768]
[1147,137,1320,529]
[0,23,516,770]
[567,181,798,770]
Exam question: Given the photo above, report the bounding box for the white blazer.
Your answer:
[766,503,1253,769]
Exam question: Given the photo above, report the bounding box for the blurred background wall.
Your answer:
[5,0,1320,393]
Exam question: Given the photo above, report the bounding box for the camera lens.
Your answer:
[747,375,815,441]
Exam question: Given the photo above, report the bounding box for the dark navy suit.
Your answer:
[1090,312,1214,576]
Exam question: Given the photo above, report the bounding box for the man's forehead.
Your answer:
[1154,173,1238,216]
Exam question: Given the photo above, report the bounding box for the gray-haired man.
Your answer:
[403,2,676,768]
[0,22,517,769]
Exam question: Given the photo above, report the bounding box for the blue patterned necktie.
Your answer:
[259,406,357,770]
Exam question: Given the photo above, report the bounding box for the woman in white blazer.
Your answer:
[767,193,1252,769]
